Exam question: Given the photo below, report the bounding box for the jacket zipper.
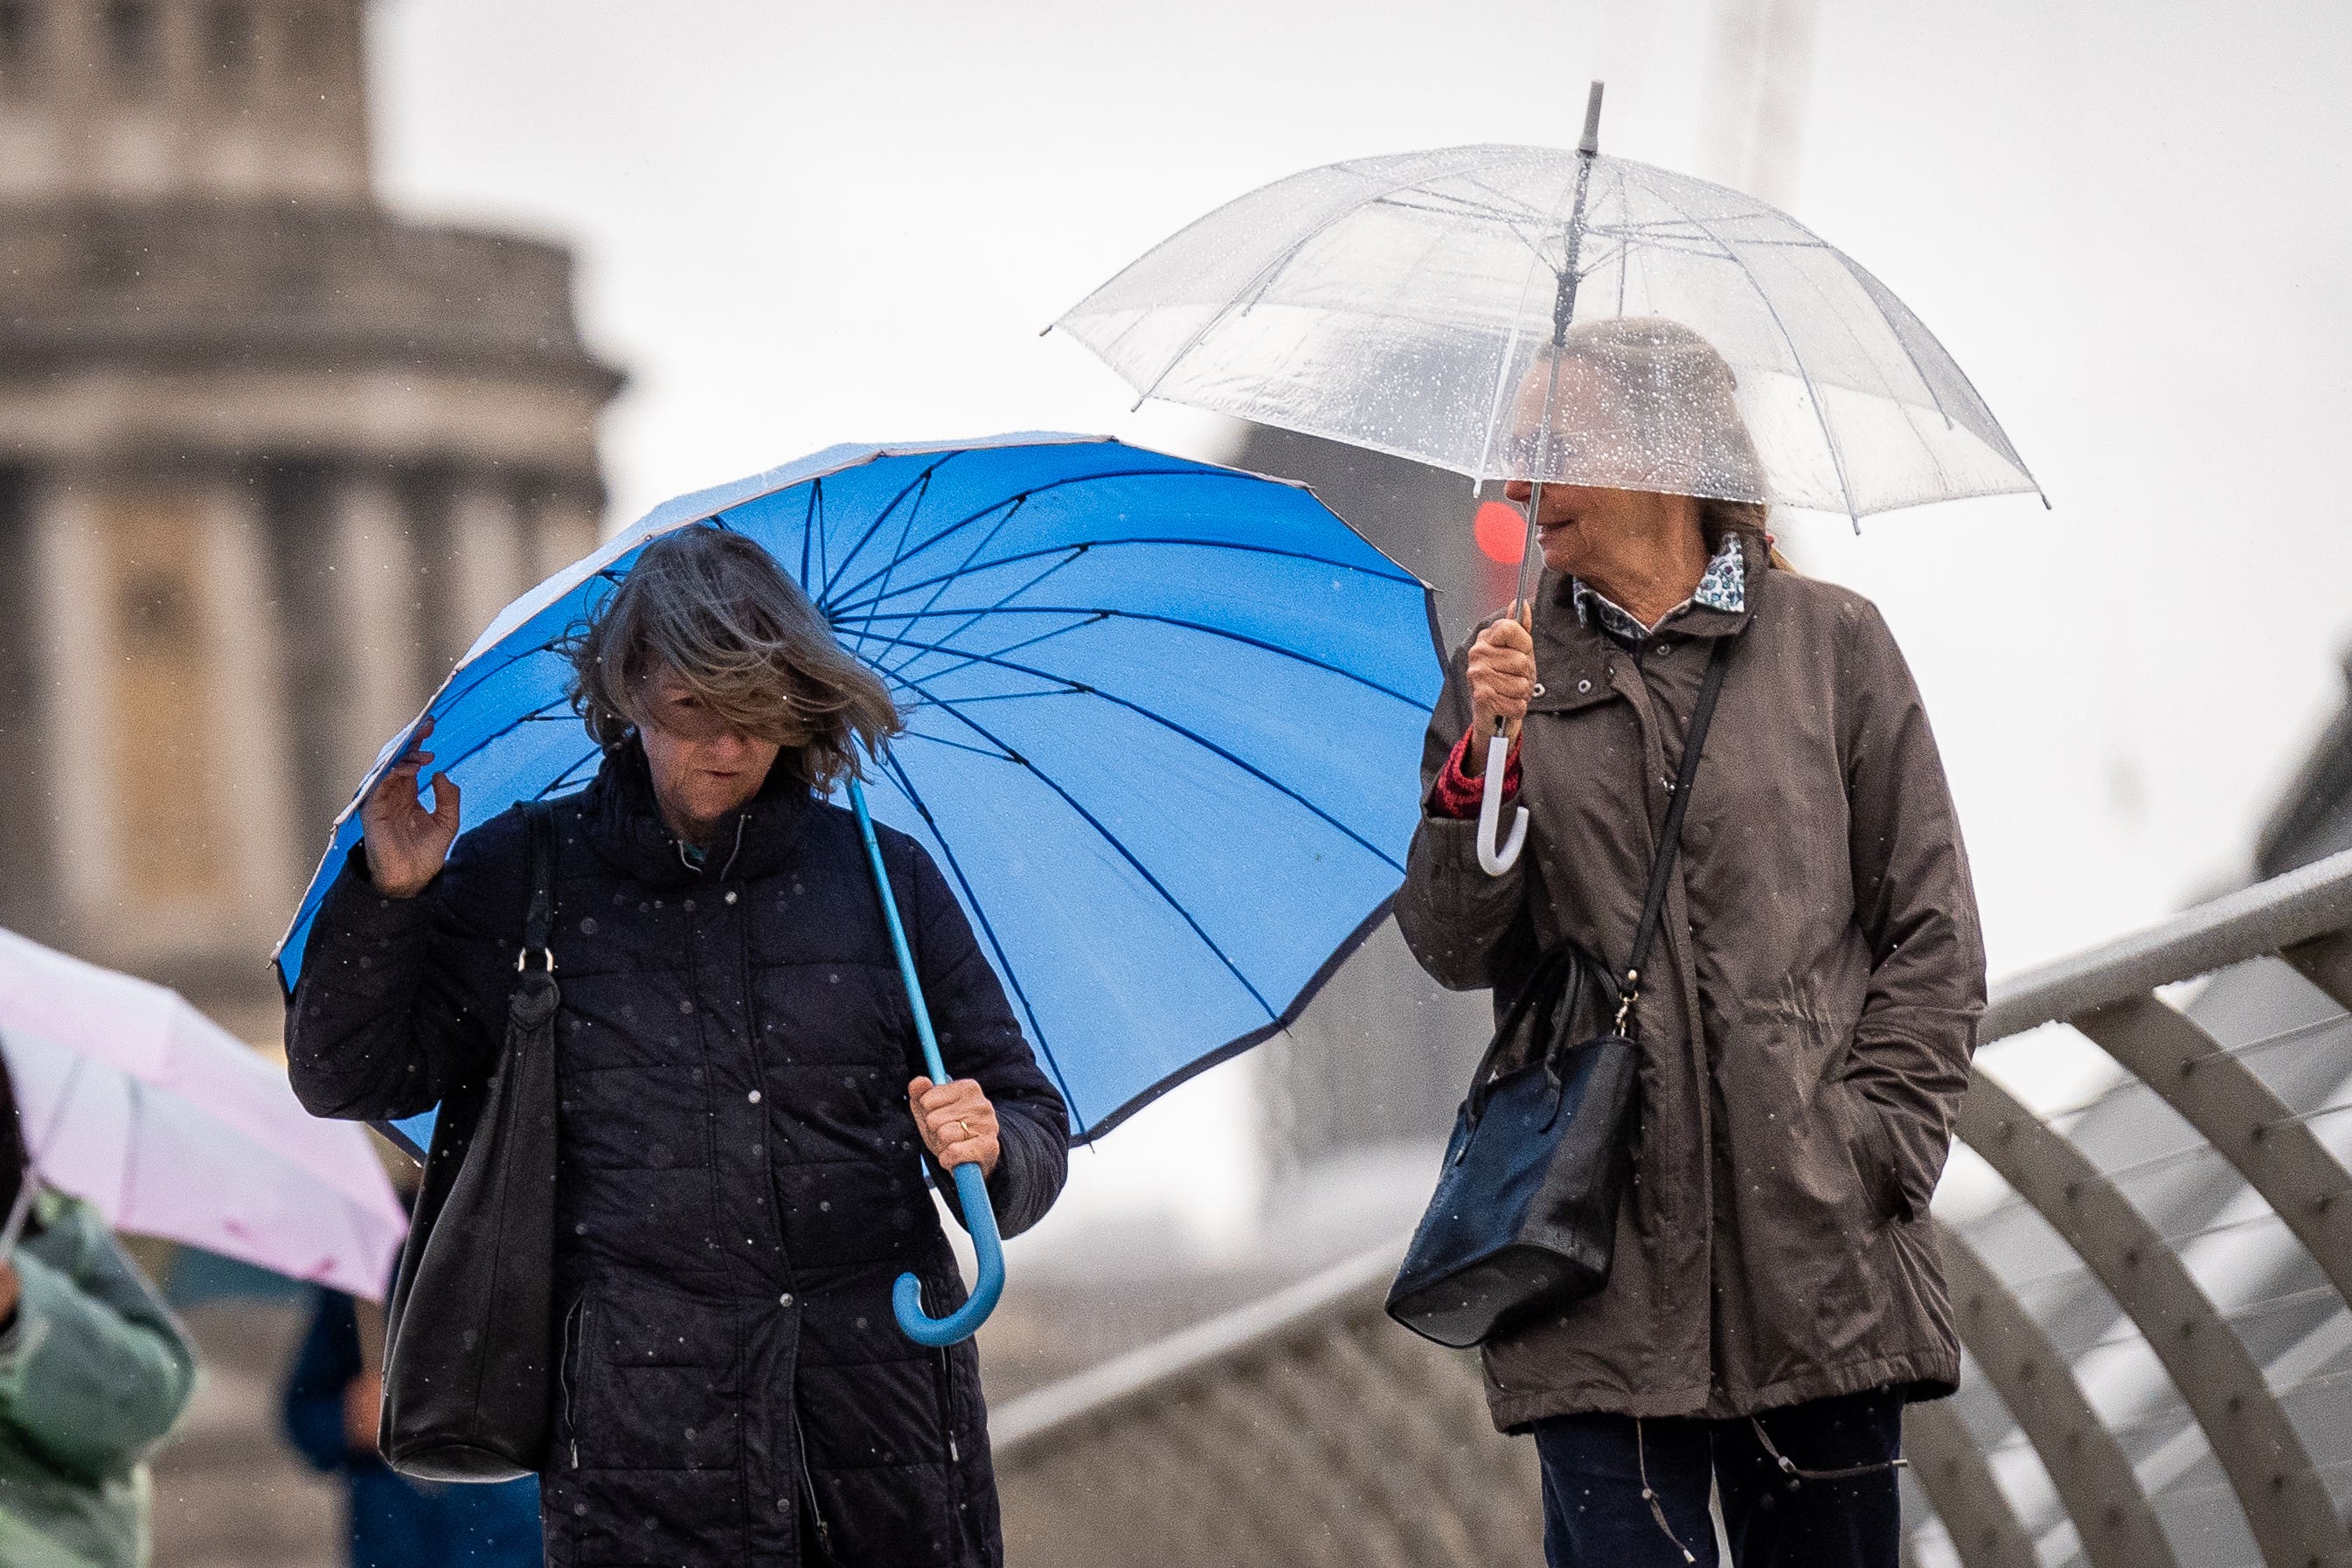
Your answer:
[792,1404,832,1558]
[559,1296,586,1470]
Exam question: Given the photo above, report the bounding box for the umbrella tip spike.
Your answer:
[1580,81,1606,156]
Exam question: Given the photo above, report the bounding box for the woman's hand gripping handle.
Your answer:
[846,779,1007,1348]
[1467,610,1536,876]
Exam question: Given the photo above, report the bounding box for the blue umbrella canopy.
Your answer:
[274,434,1443,1155]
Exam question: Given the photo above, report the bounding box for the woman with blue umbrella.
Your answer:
[287,525,1071,1568]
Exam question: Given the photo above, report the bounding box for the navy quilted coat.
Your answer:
[287,742,1070,1567]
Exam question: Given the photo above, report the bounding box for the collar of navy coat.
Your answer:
[1523,533,1761,718]
[577,736,817,889]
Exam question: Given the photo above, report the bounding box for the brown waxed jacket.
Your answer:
[1395,548,1984,1429]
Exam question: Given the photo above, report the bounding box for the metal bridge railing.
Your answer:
[993,847,2352,1568]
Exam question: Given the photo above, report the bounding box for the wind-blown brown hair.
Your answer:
[565,524,900,790]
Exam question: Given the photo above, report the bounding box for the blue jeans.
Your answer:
[1532,1387,1904,1568]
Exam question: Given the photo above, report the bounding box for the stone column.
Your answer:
[27,468,301,968]
[530,487,604,584]
[444,472,531,669]
[198,474,305,943]
[28,471,121,941]
[329,471,423,787]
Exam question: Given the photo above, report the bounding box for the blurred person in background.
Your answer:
[281,1248,543,1568]
[0,1052,198,1568]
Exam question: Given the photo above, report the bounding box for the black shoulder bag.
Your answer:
[1387,635,1735,1349]
[378,801,563,1481]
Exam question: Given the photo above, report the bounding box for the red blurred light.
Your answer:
[1474,499,1526,564]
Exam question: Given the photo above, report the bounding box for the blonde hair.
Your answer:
[565,524,900,790]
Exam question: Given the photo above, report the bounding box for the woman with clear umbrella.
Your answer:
[1054,97,2034,1564]
[1392,317,1985,1567]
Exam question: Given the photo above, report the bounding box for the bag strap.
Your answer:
[1613,634,1735,1037]
[1465,936,1617,1121]
[517,802,558,975]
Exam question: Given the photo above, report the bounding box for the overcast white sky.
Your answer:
[364,0,2352,1239]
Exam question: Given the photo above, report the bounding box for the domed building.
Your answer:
[0,0,619,1029]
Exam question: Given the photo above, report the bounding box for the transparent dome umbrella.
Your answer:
[274,434,1443,1344]
[1053,85,2041,875]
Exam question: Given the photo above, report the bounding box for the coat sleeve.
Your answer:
[285,814,526,1123]
[0,1202,197,1482]
[1838,600,1988,1222]
[901,837,1071,1240]
[1394,630,1532,991]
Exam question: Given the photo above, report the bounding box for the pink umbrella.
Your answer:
[0,927,406,1300]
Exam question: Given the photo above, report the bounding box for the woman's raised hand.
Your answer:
[357,718,462,899]
[1467,608,1537,743]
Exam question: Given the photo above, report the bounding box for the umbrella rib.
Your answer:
[538,747,604,794]
[1470,155,1592,479]
[1448,169,1581,269]
[1641,177,1863,527]
[1828,252,1962,433]
[1823,245,2033,485]
[881,604,1100,692]
[1766,246,1961,496]
[1120,154,1530,410]
[845,603,1431,710]
[1362,192,1557,273]
[878,545,1091,683]
[830,533,1417,622]
[902,731,1029,760]
[801,477,819,587]
[113,1074,143,1224]
[823,459,946,603]
[421,559,635,721]
[27,1046,87,1162]
[1370,181,1548,225]
[847,468,936,662]
[433,696,579,768]
[817,465,1243,606]
[870,751,1087,1135]
[887,668,1278,1022]
[905,689,1087,706]
[859,628,1406,874]
[887,492,1035,648]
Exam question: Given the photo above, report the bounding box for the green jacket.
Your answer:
[0,1190,197,1568]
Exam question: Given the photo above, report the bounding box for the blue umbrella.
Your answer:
[274,434,1442,1341]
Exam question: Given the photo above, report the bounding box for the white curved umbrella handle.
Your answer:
[1475,733,1527,876]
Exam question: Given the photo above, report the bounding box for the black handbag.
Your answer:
[378,801,562,1481]
[1387,635,1734,1349]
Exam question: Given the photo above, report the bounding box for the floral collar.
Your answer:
[1570,532,1745,643]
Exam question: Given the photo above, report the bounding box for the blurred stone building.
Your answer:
[0,0,618,1026]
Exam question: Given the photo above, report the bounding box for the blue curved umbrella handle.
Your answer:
[1476,733,1528,876]
[893,1164,1004,1347]
[845,778,1008,1348]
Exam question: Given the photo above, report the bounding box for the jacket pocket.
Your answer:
[567,1279,746,1475]
[1838,1079,1905,1225]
